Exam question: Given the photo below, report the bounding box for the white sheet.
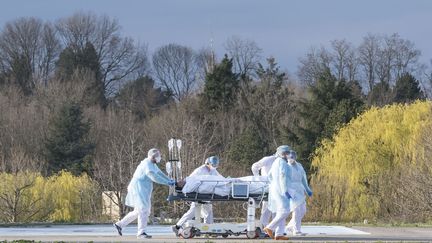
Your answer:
[182,175,269,196]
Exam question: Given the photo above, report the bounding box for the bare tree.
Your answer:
[39,23,61,84]
[345,46,359,82]
[297,46,332,85]
[89,108,147,218]
[0,86,51,174]
[0,17,60,92]
[224,36,262,78]
[0,172,53,223]
[358,33,422,96]
[358,33,381,92]
[152,43,198,101]
[330,39,356,81]
[392,34,421,80]
[56,12,149,95]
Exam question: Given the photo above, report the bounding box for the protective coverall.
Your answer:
[265,157,291,237]
[115,158,172,236]
[285,160,312,235]
[251,155,277,227]
[176,164,222,226]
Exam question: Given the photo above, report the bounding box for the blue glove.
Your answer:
[168,180,176,186]
[306,189,313,197]
[285,192,291,199]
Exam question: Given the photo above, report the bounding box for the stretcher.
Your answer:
[168,180,268,238]
[165,139,269,239]
[167,177,268,203]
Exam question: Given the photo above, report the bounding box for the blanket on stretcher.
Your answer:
[181,175,268,196]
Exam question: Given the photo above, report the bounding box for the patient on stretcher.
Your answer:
[175,175,269,196]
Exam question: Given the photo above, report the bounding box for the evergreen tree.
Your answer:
[201,55,239,112]
[115,76,173,120]
[288,69,365,170]
[393,72,424,103]
[228,127,267,169]
[44,102,94,176]
[246,57,291,151]
[56,42,105,107]
[367,81,393,106]
[10,54,33,95]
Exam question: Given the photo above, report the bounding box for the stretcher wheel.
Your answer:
[246,230,256,239]
[246,228,261,239]
[255,227,263,238]
[180,227,194,239]
[222,234,229,238]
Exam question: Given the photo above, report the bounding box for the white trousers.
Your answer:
[259,201,274,228]
[177,202,213,226]
[265,211,289,237]
[285,202,306,234]
[116,207,150,236]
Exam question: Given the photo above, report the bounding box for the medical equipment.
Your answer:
[167,138,183,196]
[165,139,268,239]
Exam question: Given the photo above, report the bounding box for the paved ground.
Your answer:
[0,224,431,242]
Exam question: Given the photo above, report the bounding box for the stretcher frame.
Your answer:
[167,179,268,203]
[165,138,269,239]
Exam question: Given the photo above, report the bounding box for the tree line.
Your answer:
[0,12,428,222]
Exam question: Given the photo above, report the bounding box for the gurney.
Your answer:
[165,138,269,239]
[167,175,268,203]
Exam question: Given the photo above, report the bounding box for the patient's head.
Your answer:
[176,179,186,188]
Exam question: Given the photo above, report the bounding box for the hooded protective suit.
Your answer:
[125,158,172,210]
[267,157,290,213]
[286,161,311,212]
[285,158,312,235]
[251,155,277,227]
[175,158,222,228]
[115,149,173,238]
[264,145,292,238]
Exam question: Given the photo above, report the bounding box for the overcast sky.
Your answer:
[1,0,432,76]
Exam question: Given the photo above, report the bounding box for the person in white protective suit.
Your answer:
[113,148,175,239]
[251,152,280,228]
[172,156,222,236]
[263,145,292,240]
[284,150,313,236]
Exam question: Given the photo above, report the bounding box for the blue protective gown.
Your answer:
[267,157,291,213]
[287,161,311,212]
[125,158,171,210]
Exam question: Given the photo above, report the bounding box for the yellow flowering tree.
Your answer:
[309,101,432,222]
[0,171,101,223]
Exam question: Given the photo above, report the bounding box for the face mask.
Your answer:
[155,155,162,163]
[288,159,295,164]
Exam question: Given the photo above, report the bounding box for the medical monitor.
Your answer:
[232,183,250,199]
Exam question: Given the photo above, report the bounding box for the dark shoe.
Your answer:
[172,225,180,237]
[137,232,152,239]
[113,223,122,236]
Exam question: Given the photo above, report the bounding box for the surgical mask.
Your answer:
[288,159,295,164]
[207,164,217,169]
[155,155,162,163]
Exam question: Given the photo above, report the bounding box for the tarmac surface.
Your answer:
[0,224,431,242]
